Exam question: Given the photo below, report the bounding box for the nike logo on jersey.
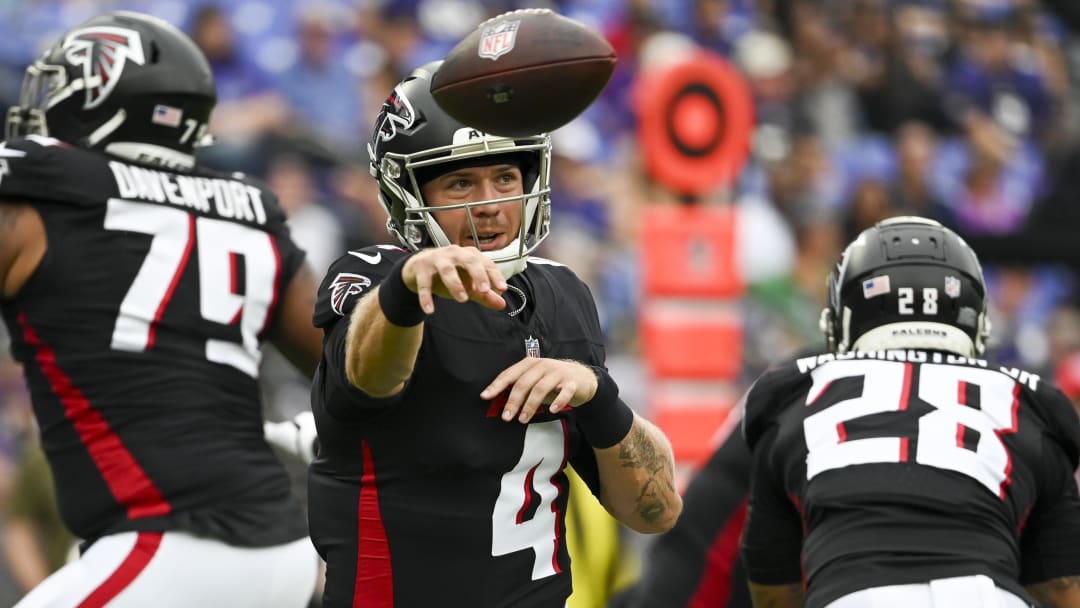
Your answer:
[330,273,372,316]
[348,251,382,264]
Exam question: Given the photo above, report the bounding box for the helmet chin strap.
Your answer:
[493,256,527,279]
[420,207,531,279]
[482,191,540,280]
[487,238,528,278]
[85,109,127,147]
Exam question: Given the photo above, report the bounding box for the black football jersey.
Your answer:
[0,136,308,547]
[309,246,607,608]
[741,350,1080,607]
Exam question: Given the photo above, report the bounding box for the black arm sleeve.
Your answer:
[1018,437,1080,584]
[740,425,804,586]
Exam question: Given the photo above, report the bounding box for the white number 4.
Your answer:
[492,420,566,580]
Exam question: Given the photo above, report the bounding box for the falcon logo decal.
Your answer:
[374,86,417,143]
[329,273,372,316]
[62,26,145,110]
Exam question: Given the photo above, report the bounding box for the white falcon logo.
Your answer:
[62,26,146,110]
[329,273,372,316]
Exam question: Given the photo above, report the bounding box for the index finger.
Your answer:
[483,255,508,292]
[460,255,505,311]
[480,357,534,400]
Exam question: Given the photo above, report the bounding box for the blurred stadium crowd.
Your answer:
[1,0,1080,604]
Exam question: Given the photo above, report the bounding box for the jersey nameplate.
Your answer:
[796,350,1040,391]
[108,161,268,225]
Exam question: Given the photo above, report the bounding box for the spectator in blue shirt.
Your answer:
[274,7,366,160]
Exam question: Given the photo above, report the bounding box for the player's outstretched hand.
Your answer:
[402,245,508,313]
[482,357,599,423]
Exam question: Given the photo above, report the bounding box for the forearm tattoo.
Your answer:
[617,424,676,524]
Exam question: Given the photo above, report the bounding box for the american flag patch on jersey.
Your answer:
[152,104,183,127]
[862,275,891,299]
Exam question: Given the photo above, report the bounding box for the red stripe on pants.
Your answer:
[78,531,163,608]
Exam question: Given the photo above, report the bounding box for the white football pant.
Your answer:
[13,531,318,608]
[825,575,1032,608]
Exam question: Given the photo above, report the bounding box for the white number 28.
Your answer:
[898,287,938,315]
[804,359,1018,498]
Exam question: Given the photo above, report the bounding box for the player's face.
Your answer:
[421,164,525,252]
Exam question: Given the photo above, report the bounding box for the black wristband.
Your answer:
[574,366,634,449]
[377,254,426,327]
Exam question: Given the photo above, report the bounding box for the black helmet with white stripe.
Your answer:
[820,216,991,356]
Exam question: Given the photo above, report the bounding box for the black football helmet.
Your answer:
[367,61,551,278]
[5,11,215,169]
[821,216,991,356]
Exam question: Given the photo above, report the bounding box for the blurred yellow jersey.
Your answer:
[565,467,638,608]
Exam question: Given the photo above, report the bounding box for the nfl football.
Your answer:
[430,9,616,137]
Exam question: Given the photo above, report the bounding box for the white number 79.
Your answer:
[104,198,279,377]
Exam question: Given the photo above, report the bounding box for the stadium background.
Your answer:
[1,0,1080,605]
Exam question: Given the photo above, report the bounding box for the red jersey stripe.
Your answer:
[687,499,748,607]
[355,440,393,608]
[147,214,194,349]
[18,312,170,520]
[255,235,282,340]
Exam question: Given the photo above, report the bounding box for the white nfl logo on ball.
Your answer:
[478,20,520,60]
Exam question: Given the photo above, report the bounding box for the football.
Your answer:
[430,8,617,137]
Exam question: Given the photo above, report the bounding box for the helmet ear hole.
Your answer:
[150,41,160,64]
